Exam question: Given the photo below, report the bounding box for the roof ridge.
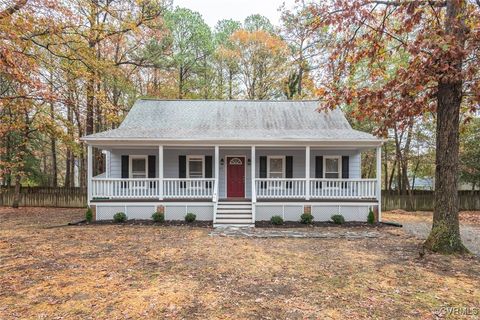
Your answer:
[137,98,321,102]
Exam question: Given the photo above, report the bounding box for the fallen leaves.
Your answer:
[0,207,479,319]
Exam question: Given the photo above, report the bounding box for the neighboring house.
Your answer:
[82,99,383,227]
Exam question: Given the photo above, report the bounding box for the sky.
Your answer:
[173,0,297,28]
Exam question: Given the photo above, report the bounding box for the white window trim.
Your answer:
[186,155,205,178]
[267,155,286,178]
[323,156,342,179]
[129,155,148,179]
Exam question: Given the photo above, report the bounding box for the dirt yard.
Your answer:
[0,207,479,319]
[383,210,480,256]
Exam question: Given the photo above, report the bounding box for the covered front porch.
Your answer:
[87,145,381,204]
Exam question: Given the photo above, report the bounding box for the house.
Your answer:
[82,99,383,227]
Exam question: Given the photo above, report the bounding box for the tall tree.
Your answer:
[213,19,241,99]
[280,0,323,98]
[164,7,212,99]
[228,29,289,99]
[312,0,480,253]
[244,14,275,33]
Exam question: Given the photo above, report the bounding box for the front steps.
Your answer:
[214,201,254,227]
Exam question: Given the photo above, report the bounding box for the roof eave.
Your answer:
[80,136,385,147]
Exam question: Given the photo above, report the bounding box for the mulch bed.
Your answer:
[76,219,213,227]
[255,221,387,228]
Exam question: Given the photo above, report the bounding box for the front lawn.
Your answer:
[0,207,478,319]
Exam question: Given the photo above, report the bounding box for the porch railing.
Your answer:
[163,178,215,199]
[255,178,377,199]
[92,178,160,199]
[91,178,216,199]
[309,179,377,199]
[255,179,307,199]
[91,178,376,200]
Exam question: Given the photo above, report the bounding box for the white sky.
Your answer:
[173,0,297,28]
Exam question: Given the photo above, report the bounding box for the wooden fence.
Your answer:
[382,191,480,211]
[0,187,87,208]
[1,187,479,211]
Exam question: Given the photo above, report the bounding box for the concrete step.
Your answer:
[217,202,252,205]
[214,218,253,224]
[217,209,252,214]
[216,213,252,219]
[217,204,251,209]
[214,224,254,228]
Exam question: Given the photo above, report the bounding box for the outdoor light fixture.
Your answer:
[247,158,251,165]
[220,158,224,166]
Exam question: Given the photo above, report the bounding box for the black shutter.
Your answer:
[121,155,129,188]
[205,156,213,189]
[286,156,293,188]
[342,156,349,189]
[259,156,267,189]
[342,156,349,178]
[148,155,156,178]
[315,156,323,188]
[148,155,156,189]
[179,155,186,188]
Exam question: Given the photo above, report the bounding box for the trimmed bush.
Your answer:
[367,208,375,224]
[185,212,196,223]
[300,213,314,224]
[113,212,127,223]
[331,214,345,225]
[85,208,93,223]
[270,215,284,225]
[152,211,165,223]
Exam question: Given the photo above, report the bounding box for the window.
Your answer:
[324,156,341,178]
[187,156,204,178]
[130,156,148,178]
[268,156,285,178]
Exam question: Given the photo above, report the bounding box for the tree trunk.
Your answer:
[50,102,58,187]
[424,0,467,254]
[383,145,388,191]
[228,69,233,99]
[86,75,95,135]
[12,173,21,208]
[179,66,184,99]
[388,160,396,191]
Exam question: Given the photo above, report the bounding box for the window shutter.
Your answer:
[179,156,187,178]
[205,156,213,189]
[259,156,267,178]
[148,155,156,178]
[121,155,129,188]
[315,156,323,189]
[342,156,349,178]
[315,156,323,178]
[286,156,293,189]
[205,156,213,178]
[259,156,267,189]
[148,155,156,189]
[121,156,129,178]
[179,155,186,188]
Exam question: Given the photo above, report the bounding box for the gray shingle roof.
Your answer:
[83,99,380,142]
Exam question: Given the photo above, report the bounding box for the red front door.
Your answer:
[226,157,245,198]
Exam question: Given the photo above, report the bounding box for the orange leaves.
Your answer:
[309,0,480,133]
[230,29,288,55]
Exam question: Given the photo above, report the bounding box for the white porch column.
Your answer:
[305,146,310,200]
[158,145,163,200]
[214,145,219,201]
[251,146,256,203]
[251,145,256,224]
[376,146,382,222]
[214,145,219,224]
[87,145,93,205]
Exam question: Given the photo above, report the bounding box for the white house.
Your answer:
[82,99,383,227]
